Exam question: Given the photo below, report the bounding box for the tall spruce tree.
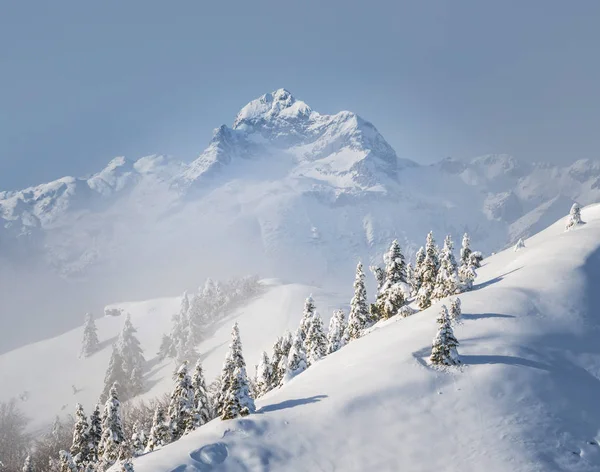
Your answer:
[430,305,460,366]
[191,359,211,428]
[130,422,146,457]
[157,334,175,360]
[80,313,99,358]
[384,239,407,284]
[98,383,125,469]
[372,241,408,320]
[283,329,308,383]
[118,315,145,397]
[299,296,316,341]
[102,345,128,402]
[70,404,89,465]
[88,404,102,463]
[412,246,426,296]
[417,232,439,310]
[167,361,195,440]
[216,323,255,420]
[460,233,472,269]
[254,351,272,398]
[449,298,462,325]
[369,265,386,293]
[433,235,459,300]
[268,336,284,390]
[305,312,327,365]
[326,309,347,354]
[347,262,370,340]
[144,407,169,453]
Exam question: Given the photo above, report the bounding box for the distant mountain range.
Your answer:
[1,88,598,351]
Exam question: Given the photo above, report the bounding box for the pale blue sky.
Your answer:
[1,0,599,190]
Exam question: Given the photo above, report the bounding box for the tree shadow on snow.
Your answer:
[258,395,327,414]
[472,267,523,291]
[461,313,516,321]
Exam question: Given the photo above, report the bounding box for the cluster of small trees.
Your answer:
[157,276,262,364]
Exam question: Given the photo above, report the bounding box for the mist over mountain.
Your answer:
[1,89,599,352]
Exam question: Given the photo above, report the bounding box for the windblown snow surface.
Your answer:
[120,204,600,472]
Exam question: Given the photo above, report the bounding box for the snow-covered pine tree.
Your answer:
[176,318,198,365]
[433,235,459,300]
[369,265,386,293]
[130,423,146,457]
[406,263,414,296]
[22,455,33,472]
[514,238,525,251]
[305,312,327,365]
[283,329,308,383]
[254,351,272,398]
[157,334,175,360]
[80,313,99,358]
[98,383,125,470]
[449,298,462,325]
[118,459,134,472]
[566,202,583,230]
[101,345,128,402]
[412,246,426,296]
[326,309,347,354]
[88,403,102,463]
[460,233,472,269]
[167,361,195,441]
[58,451,78,472]
[70,403,89,465]
[144,406,169,453]
[384,239,407,284]
[118,315,145,397]
[417,232,439,310]
[299,296,316,341]
[372,240,409,320]
[217,323,255,420]
[268,336,284,389]
[430,305,460,366]
[191,359,211,428]
[280,331,293,357]
[347,262,370,341]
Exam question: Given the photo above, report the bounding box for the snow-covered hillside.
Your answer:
[121,204,600,471]
[0,280,346,433]
[2,89,600,353]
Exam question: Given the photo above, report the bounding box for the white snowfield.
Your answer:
[0,282,345,434]
[120,205,600,472]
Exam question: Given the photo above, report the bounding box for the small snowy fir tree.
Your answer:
[459,233,472,269]
[346,262,370,340]
[326,309,347,354]
[216,323,255,420]
[305,312,327,365]
[98,383,125,469]
[299,296,316,341]
[283,329,308,383]
[191,359,212,428]
[268,336,284,389]
[80,313,99,358]
[430,305,460,366]
[58,451,78,472]
[514,238,525,251]
[130,422,146,457]
[118,314,145,397]
[417,232,439,310]
[70,403,89,465]
[101,344,128,402]
[254,351,272,398]
[167,361,195,441]
[412,246,426,296]
[369,265,386,293]
[384,239,407,285]
[144,406,169,453]
[176,318,198,365]
[22,456,33,472]
[372,240,408,320]
[566,202,583,230]
[433,235,459,300]
[406,263,414,296]
[449,298,462,325]
[88,403,102,462]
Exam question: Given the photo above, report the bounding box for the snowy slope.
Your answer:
[127,205,600,472]
[0,281,345,433]
[2,89,600,353]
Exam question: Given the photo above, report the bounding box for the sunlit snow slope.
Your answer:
[129,205,600,472]
[0,281,345,433]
